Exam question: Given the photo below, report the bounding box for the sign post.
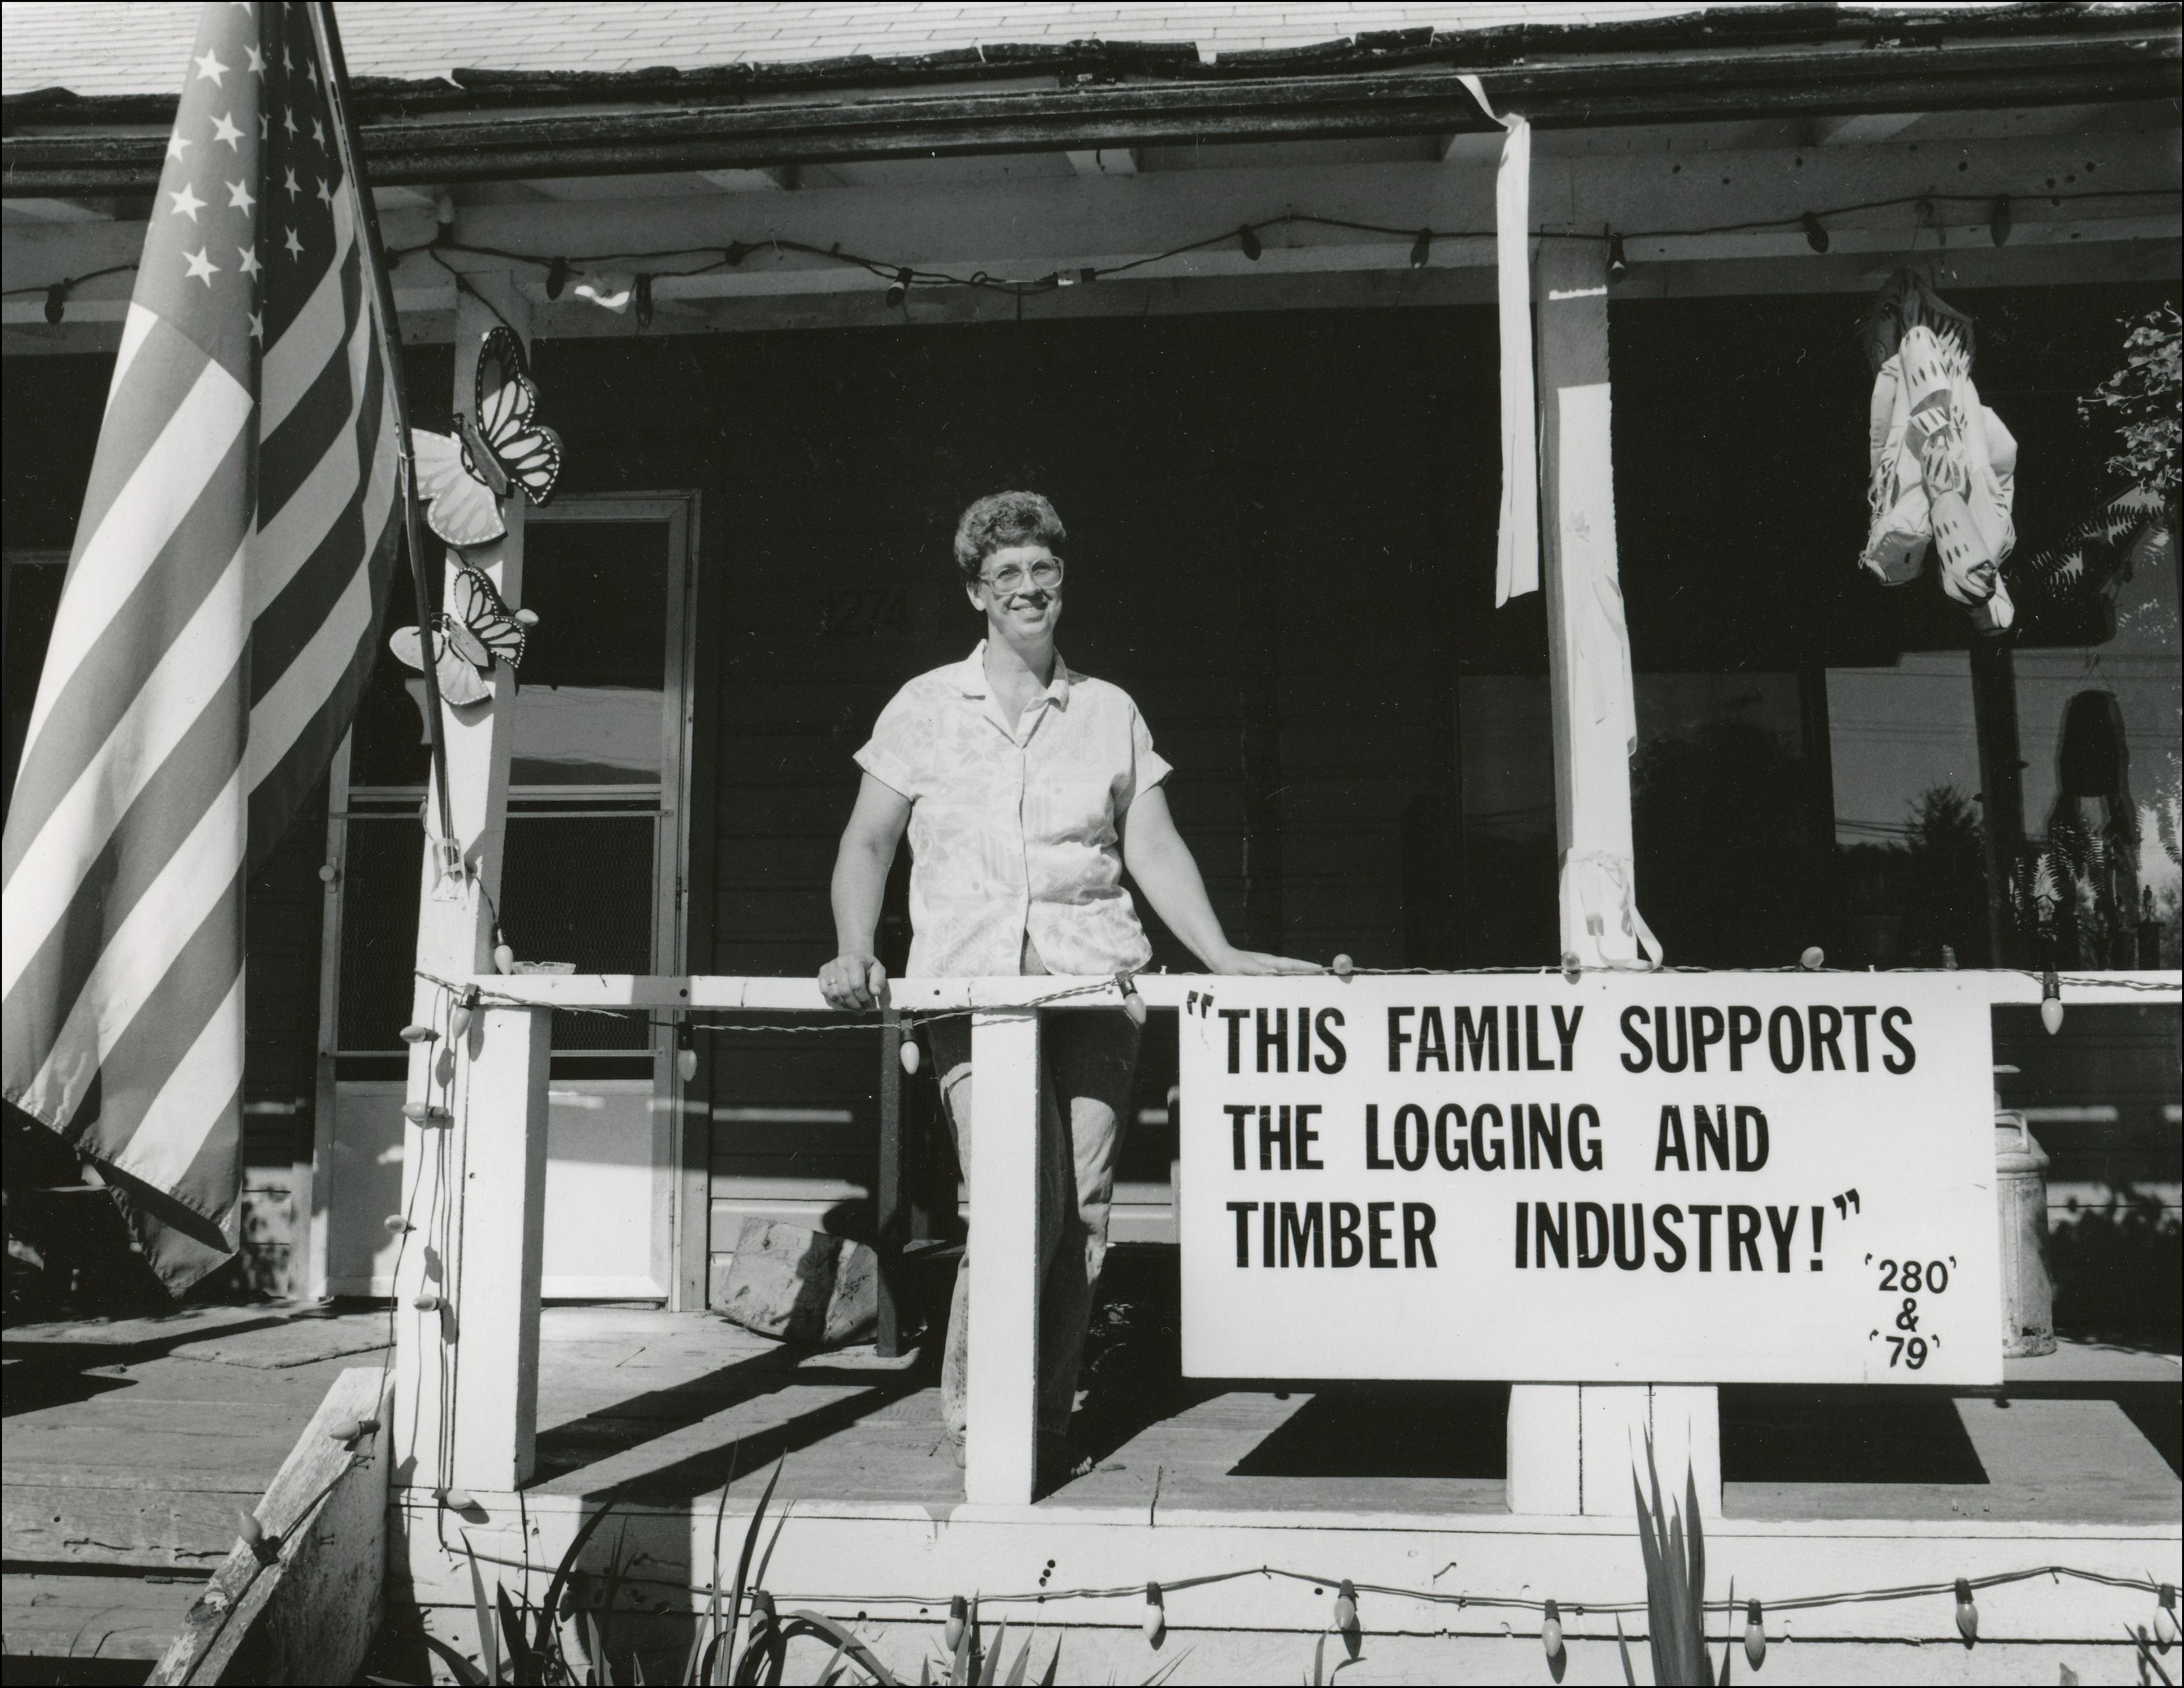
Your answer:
[1178,973,2002,1491]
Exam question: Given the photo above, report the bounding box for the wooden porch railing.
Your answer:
[386,967,2176,1512]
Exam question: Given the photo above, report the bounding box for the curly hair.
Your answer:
[952,491,1066,587]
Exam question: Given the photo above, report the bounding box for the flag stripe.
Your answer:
[18,357,252,761]
[3,644,247,1077]
[80,883,245,1204]
[20,764,245,1133]
[247,439,400,846]
[51,317,222,610]
[257,241,364,531]
[1,443,251,893]
[105,967,244,1197]
[252,331,388,689]
[105,303,161,419]
[250,514,384,789]
[260,189,355,438]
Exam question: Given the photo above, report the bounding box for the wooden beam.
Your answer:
[391,275,534,1501]
[447,1005,553,1492]
[1507,236,1724,1519]
[962,1008,1042,1506]
[148,1366,391,1686]
[1537,239,1641,970]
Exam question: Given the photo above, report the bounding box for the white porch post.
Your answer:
[963,1006,1042,1505]
[1506,239,1722,1518]
[391,274,538,1498]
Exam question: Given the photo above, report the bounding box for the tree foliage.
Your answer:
[2080,304,2181,500]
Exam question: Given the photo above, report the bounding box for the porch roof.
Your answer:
[5,2,1713,99]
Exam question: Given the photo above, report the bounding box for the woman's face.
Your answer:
[969,542,1064,643]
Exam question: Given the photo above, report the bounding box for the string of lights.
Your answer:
[413,960,2177,1048]
[10,185,2174,324]
[443,1532,2173,1633]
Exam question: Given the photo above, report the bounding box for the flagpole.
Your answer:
[308,0,460,875]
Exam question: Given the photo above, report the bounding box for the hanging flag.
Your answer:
[1,1,402,1291]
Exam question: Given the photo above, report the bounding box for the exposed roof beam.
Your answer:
[1814,111,1926,145]
[1,197,110,222]
[1065,148,1137,176]
[698,166,799,191]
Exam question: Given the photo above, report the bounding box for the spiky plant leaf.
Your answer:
[538,1495,622,1667]
[462,1534,501,1688]
[422,1634,492,1687]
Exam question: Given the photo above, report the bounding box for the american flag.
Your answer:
[2,1,402,1290]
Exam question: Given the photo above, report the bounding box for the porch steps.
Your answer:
[1,1305,389,1681]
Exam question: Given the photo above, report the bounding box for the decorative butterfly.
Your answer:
[411,325,564,547]
[389,563,535,707]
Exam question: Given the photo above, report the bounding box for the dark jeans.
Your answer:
[926,1008,1141,1440]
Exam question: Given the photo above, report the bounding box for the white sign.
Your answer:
[1178,973,2000,1385]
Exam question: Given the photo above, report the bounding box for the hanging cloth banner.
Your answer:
[1459,74,1538,605]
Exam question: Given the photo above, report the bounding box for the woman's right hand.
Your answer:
[819,953,889,1011]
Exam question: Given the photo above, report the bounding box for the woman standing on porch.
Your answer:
[820,491,1316,1484]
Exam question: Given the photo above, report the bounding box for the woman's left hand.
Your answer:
[1211,945,1326,976]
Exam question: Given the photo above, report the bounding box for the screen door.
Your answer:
[314,495,696,1300]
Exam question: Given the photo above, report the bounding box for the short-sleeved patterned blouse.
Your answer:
[853,643,1172,978]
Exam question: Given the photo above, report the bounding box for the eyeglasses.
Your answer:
[981,557,1064,595]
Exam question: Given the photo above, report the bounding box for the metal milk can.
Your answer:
[1995,1085,2057,1357]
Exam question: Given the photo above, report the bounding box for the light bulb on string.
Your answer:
[899,1024,921,1075]
[677,1027,698,1084]
[383,1214,415,1236]
[1116,974,1146,1027]
[1142,1583,1165,1646]
[44,281,68,325]
[1800,946,1825,971]
[1743,1600,1766,1670]
[1238,224,1263,261]
[493,934,516,974]
[1953,1578,1979,1646]
[1989,195,2011,247]
[433,191,456,245]
[399,1023,437,1045]
[439,1486,475,1512]
[885,268,913,310]
[236,1510,277,1564]
[2155,1583,2177,1649]
[546,256,570,299]
[401,1101,450,1126]
[1801,212,1829,254]
[450,988,477,1044]
[2040,969,2064,1035]
[1333,1581,1361,1658]
[1331,954,1354,980]
[413,1292,443,1312]
[1541,1598,1566,1670]
[943,1596,967,1652]
[1607,234,1629,283]
[1409,228,1432,270]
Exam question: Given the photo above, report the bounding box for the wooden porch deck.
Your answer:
[7,1282,2178,1680]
